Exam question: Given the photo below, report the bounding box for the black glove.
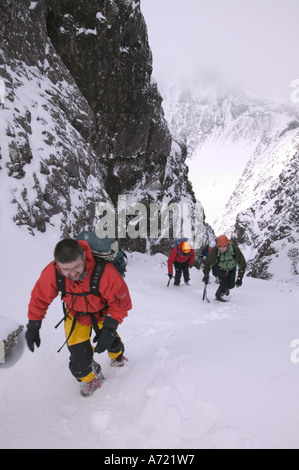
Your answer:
[94,316,118,354]
[236,278,242,287]
[168,273,173,279]
[25,320,42,352]
[202,275,209,285]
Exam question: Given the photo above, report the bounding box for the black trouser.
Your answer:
[213,266,236,293]
[174,261,190,285]
[64,315,124,382]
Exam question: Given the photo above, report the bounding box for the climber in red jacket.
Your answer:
[167,240,195,286]
[25,238,132,397]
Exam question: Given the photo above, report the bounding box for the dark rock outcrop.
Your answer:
[0,318,24,360]
[0,0,202,252]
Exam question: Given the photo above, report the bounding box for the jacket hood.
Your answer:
[78,240,95,267]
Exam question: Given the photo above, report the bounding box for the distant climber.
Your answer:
[168,239,195,286]
[202,235,246,301]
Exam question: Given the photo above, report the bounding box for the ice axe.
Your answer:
[202,284,210,303]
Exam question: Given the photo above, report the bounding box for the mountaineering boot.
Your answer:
[111,354,128,367]
[80,374,104,397]
[80,361,104,397]
[184,280,190,286]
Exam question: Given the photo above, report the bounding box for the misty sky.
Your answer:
[140,0,299,224]
[141,0,299,103]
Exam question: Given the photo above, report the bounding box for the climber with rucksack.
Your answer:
[25,233,132,397]
[202,235,246,302]
[167,238,195,286]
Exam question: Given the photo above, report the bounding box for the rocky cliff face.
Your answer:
[0,0,201,253]
[45,0,174,204]
[0,0,108,237]
[231,134,299,282]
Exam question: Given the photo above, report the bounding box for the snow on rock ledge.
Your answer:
[0,316,24,360]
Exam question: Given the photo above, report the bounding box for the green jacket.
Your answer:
[203,243,246,280]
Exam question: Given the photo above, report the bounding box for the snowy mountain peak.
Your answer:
[159,79,299,282]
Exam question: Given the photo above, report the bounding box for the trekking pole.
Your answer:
[167,275,172,287]
[202,284,210,303]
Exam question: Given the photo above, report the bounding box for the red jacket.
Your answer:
[28,241,132,325]
[167,242,195,275]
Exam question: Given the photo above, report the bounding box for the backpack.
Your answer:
[215,241,236,260]
[171,237,191,257]
[76,231,127,279]
[55,231,127,298]
[214,242,237,273]
[172,237,188,248]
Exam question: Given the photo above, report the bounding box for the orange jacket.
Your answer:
[167,241,195,275]
[27,241,132,325]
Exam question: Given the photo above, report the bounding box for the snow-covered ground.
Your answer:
[1,224,299,449]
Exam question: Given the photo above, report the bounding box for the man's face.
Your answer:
[58,255,85,281]
[218,245,228,254]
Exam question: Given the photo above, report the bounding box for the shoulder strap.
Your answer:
[54,258,108,353]
[55,263,66,297]
[230,242,235,258]
[90,257,106,294]
[215,243,235,258]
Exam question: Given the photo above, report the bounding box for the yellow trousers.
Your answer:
[64,315,124,382]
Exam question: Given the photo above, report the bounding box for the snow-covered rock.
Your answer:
[0,0,206,254]
[0,316,24,360]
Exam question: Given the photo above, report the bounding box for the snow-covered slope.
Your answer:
[0,61,108,236]
[1,224,299,449]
